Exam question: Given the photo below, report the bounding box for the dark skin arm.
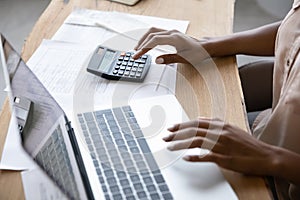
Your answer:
[203,21,280,57]
[163,118,300,197]
[133,21,300,198]
[133,22,281,63]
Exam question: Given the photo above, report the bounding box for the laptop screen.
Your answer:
[0,34,89,200]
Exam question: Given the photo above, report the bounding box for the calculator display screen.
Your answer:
[98,49,115,72]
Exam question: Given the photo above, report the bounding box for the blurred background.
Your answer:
[0,0,294,111]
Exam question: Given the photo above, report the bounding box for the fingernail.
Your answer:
[132,49,143,59]
[168,124,177,132]
[155,57,164,64]
[132,54,138,59]
[183,156,191,161]
[167,144,175,151]
[162,135,170,141]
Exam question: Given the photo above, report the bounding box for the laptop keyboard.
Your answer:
[77,106,173,200]
[35,125,80,199]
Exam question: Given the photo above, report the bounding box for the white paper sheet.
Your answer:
[21,167,68,200]
[52,8,190,49]
[0,110,36,170]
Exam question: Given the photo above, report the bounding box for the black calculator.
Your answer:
[87,45,151,82]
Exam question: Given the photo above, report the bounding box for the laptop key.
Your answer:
[122,106,131,112]
[112,193,122,200]
[126,196,135,200]
[130,174,140,183]
[107,177,117,185]
[116,139,125,146]
[133,154,143,161]
[150,193,160,200]
[133,130,143,138]
[112,132,122,139]
[144,154,159,172]
[130,123,140,130]
[104,169,114,177]
[143,176,153,184]
[154,174,165,184]
[137,191,147,198]
[125,160,134,167]
[137,138,151,153]
[104,194,111,200]
[117,171,127,179]
[110,185,120,193]
[123,187,133,195]
[98,176,105,184]
[83,112,94,121]
[119,145,128,151]
[147,185,157,193]
[163,192,173,200]
[127,140,136,147]
[102,186,108,193]
[120,179,130,186]
[133,183,143,191]
[130,147,140,153]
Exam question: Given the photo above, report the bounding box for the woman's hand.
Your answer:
[163,117,278,176]
[133,27,210,65]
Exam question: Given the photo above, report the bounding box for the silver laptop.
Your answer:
[0,34,237,200]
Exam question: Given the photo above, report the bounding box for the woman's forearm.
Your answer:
[202,21,281,57]
[273,146,300,186]
[271,146,300,199]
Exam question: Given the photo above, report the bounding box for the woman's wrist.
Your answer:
[267,146,300,186]
[201,36,239,58]
[267,146,284,177]
[201,40,217,58]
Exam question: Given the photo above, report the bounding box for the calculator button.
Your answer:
[130,72,136,77]
[138,68,143,73]
[133,63,139,67]
[140,60,146,64]
[122,62,128,66]
[118,70,124,75]
[115,66,120,70]
[118,57,124,61]
[139,64,145,68]
[136,73,142,78]
[124,71,130,76]
[141,55,148,59]
[126,67,132,71]
[117,61,122,65]
[130,58,134,62]
[124,57,129,61]
[113,70,118,74]
[126,52,132,56]
[132,68,137,72]
[128,62,133,67]
[120,66,126,70]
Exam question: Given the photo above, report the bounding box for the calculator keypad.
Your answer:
[112,52,149,79]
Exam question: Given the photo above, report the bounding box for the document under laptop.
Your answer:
[0,34,238,200]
